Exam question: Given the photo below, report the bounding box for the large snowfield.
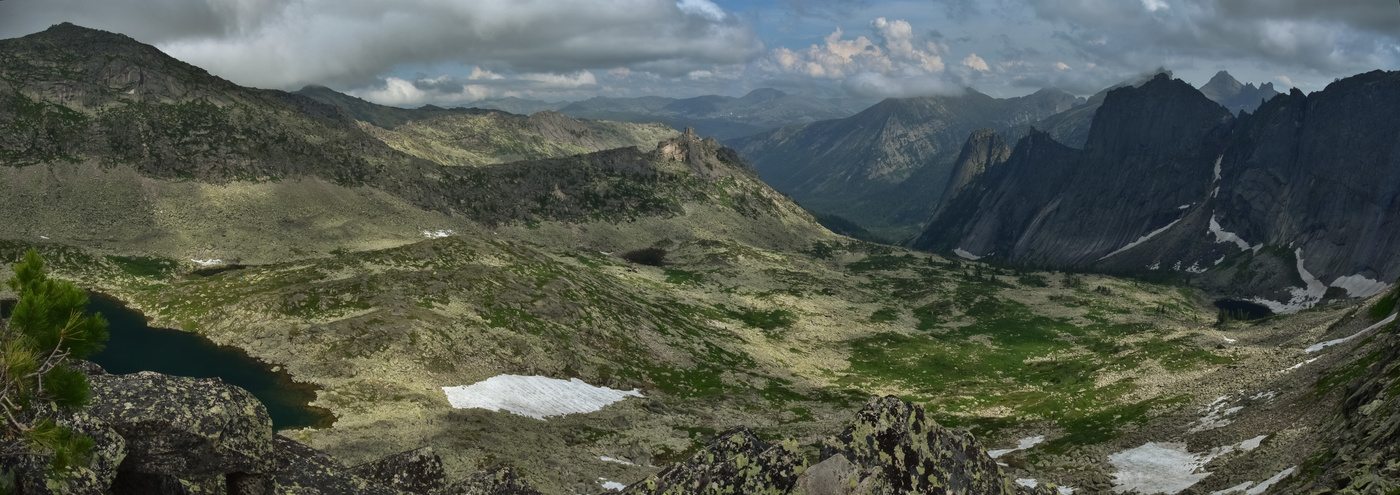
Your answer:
[441,375,644,420]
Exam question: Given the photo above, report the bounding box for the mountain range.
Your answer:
[554,88,876,141]
[915,71,1400,311]
[734,70,1282,240]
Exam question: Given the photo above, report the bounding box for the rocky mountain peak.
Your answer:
[0,22,236,109]
[1085,73,1233,157]
[1199,70,1281,114]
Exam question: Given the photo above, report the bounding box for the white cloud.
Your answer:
[963,53,990,72]
[762,18,959,97]
[1141,0,1169,12]
[1055,61,1071,70]
[1275,75,1294,87]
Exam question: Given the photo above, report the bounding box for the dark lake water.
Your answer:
[1213,298,1275,321]
[85,292,334,430]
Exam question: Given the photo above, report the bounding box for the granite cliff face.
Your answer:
[916,71,1400,308]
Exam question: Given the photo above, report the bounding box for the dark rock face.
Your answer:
[933,128,1010,219]
[350,447,447,494]
[915,74,1233,266]
[85,371,277,479]
[916,70,1400,304]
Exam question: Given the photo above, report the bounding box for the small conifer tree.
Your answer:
[1,248,109,483]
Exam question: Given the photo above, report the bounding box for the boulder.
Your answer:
[621,426,807,494]
[270,436,404,495]
[85,371,276,478]
[0,408,127,495]
[350,447,447,494]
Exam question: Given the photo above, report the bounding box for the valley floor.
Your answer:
[4,230,1394,495]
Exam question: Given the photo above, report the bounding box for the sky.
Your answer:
[1,0,1397,106]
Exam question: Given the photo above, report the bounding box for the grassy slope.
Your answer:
[359,112,679,167]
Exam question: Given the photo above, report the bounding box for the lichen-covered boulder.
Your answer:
[0,408,127,495]
[791,453,861,495]
[350,447,446,494]
[621,426,807,495]
[433,467,543,495]
[85,371,276,478]
[270,436,405,495]
[823,396,1031,495]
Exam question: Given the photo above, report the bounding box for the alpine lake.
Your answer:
[86,292,334,430]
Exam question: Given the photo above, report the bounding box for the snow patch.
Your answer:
[1212,186,1220,198]
[1109,442,1221,494]
[1213,155,1223,182]
[1208,467,1295,495]
[1208,216,1260,253]
[1306,312,1397,353]
[1213,255,1226,266]
[423,229,455,238]
[599,478,626,491]
[1184,261,1207,274]
[1238,435,1267,451]
[988,435,1045,458]
[1222,336,1237,343]
[191,259,223,266]
[1189,396,1243,433]
[1101,220,1182,261]
[1178,204,1193,210]
[38,235,49,240]
[1250,248,1328,314]
[441,375,643,419]
[954,248,983,261]
[1280,358,1318,373]
[1329,275,1389,299]
[600,456,635,466]
[1059,487,1076,495]
[1017,479,1039,488]
[1250,391,1276,401]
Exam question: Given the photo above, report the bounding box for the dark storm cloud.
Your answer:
[1216,0,1400,35]
[0,0,763,91]
[1027,0,1400,77]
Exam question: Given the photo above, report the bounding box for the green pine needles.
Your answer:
[1,248,109,480]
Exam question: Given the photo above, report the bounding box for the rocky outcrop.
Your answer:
[86,371,277,480]
[620,396,1055,495]
[621,426,806,494]
[350,448,447,494]
[0,364,542,495]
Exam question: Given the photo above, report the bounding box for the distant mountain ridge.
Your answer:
[1199,70,1280,115]
[733,87,1082,239]
[915,71,1400,309]
[557,88,876,141]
